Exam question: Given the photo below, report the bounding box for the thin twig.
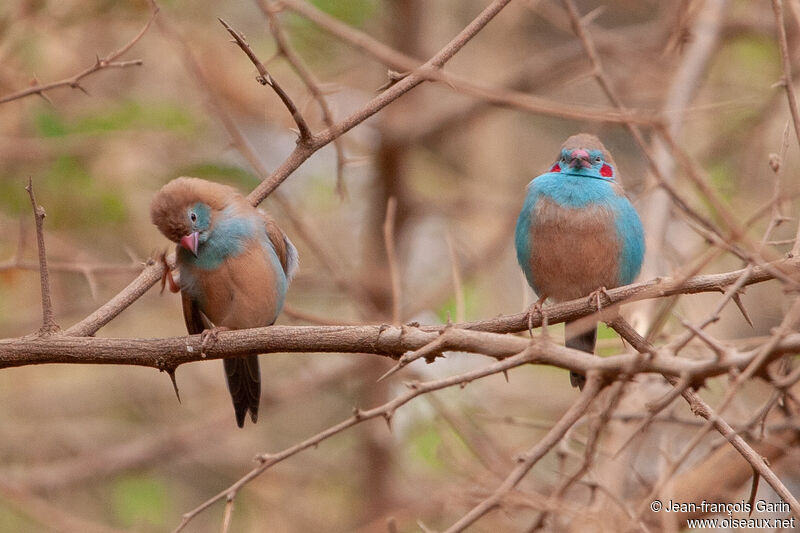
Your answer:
[443,374,605,532]
[172,343,542,532]
[256,0,347,196]
[0,3,158,105]
[25,178,59,335]
[609,317,800,521]
[218,18,313,143]
[772,0,800,153]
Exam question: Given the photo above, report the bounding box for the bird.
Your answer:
[150,177,298,427]
[514,134,644,389]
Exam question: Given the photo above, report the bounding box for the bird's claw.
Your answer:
[159,252,180,294]
[200,326,229,357]
[587,287,611,311]
[527,296,549,339]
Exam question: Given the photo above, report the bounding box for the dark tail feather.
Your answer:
[224,355,261,427]
[565,320,596,390]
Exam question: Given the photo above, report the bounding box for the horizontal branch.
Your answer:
[3,310,799,387]
[435,255,800,334]
[3,257,798,377]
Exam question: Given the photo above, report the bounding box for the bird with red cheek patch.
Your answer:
[151,177,298,427]
[515,134,644,389]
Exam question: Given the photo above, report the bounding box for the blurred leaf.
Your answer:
[597,323,620,357]
[409,424,444,470]
[310,0,377,26]
[0,178,28,215]
[34,111,68,138]
[287,0,379,65]
[436,281,477,322]
[74,101,196,135]
[35,156,128,229]
[172,163,259,190]
[708,160,736,200]
[111,475,169,528]
[33,101,196,138]
[0,503,39,533]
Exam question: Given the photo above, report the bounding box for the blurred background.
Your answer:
[1,0,799,531]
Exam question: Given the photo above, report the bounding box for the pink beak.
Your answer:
[569,149,591,169]
[179,232,199,257]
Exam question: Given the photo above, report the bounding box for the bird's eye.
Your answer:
[594,156,602,163]
[560,156,567,163]
[190,212,197,222]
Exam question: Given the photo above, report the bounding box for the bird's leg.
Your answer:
[200,326,230,358]
[587,286,612,312]
[527,295,549,338]
[159,252,180,294]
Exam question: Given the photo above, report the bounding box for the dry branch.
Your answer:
[4,257,798,372]
[0,4,158,105]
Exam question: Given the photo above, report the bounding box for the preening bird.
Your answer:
[151,177,298,427]
[515,134,644,389]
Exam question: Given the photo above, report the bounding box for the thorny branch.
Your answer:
[0,3,158,105]
[218,18,314,143]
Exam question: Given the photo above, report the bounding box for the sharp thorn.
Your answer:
[377,363,402,383]
[167,369,181,403]
[732,293,754,328]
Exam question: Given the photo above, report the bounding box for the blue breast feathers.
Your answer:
[186,206,256,270]
[515,172,644,288]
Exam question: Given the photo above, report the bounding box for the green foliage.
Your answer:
[172,163,259,190]
[287,0,379,65]
[43,157,127,228]
[0,157,127,229]
[33,101,196,138]
[408,424,445,471]
[436,282,477,323]
[309,0,377,27]
[0,503,39,533]
[111,475,169,528]
[596,323,620,357]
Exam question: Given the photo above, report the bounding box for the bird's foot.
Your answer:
[587,287,612,312]
[159,252,180,294]
[527,295,549,339]
[200,326,230,358]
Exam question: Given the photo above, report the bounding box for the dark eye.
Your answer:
[594,156,602,163]
[190,212,197,222]
[560,155,567,163]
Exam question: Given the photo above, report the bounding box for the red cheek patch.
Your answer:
[600,163,613,177]
[550,164,561,173]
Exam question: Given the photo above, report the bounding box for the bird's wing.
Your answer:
[181,291,208,335]
[514,180,541,292]
[260,212,298,281]
[612,196,645,286]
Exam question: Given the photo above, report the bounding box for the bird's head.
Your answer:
[150,177,238,257]
[548,133,616,181]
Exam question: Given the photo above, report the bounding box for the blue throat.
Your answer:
[182,206,255,270]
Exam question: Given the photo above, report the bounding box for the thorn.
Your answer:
[376,363,402,383]
[502,370,510,383]
[732,293,754,327]
[74,83,90,96]
[383,411,393,431]
[37,90,54,106]
[376,70,409,91]
[167,368,181,403]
